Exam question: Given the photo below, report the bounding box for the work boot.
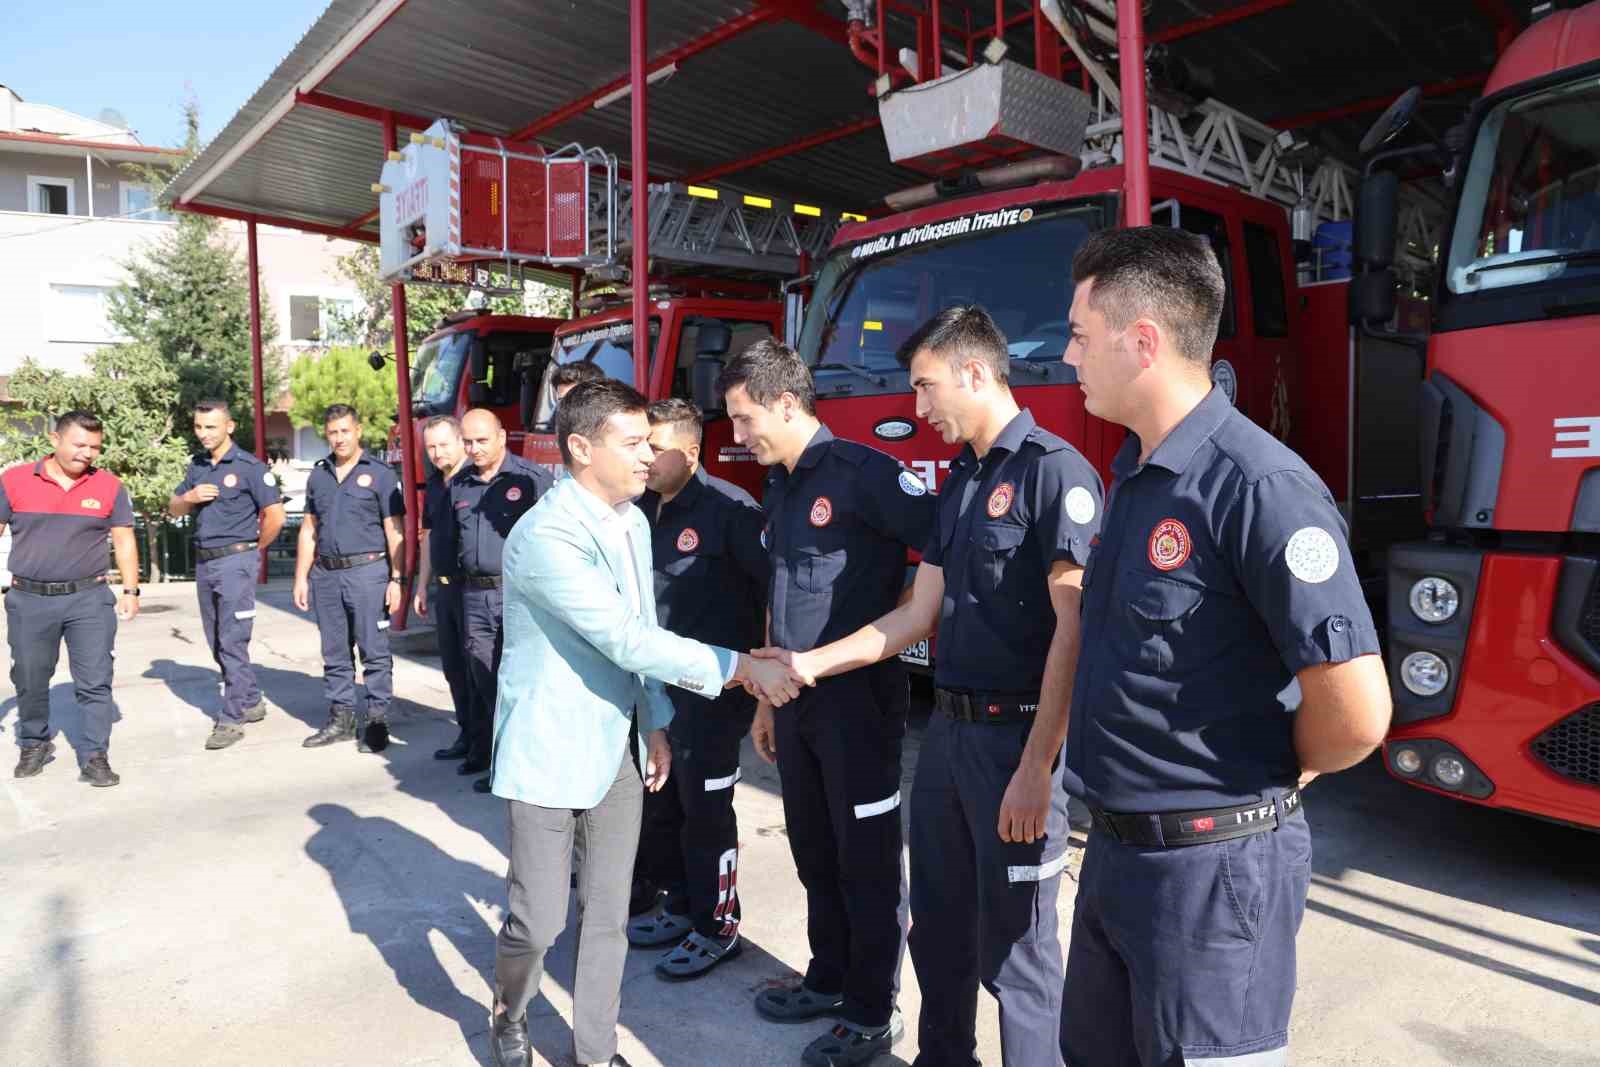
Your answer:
[358,713,390,754]
[205,722,246,750]
[14,741,56,779]
[242,701,267,724]
[303,706,357,748]
[79,753,120,788]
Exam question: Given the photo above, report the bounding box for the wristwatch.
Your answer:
[124,587,141,597]
[389,573,403,582]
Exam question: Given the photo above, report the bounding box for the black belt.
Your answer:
[317,551,385,570]
[463,573,503,589]
[432,575,458,586]
[10,575,108,596]
[196,540,258,562]
[933,687,1041,725]
[1090,789,1302,848]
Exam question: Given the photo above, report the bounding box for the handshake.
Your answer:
[726,647,818,707]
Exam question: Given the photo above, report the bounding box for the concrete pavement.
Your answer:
[0,580,1596,1066]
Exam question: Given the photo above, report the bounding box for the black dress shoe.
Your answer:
[489,1012,530,1067]
[433,738,470,760]
[473,775,493,794]
[457,755,490,775]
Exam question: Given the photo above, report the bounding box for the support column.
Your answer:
[85,154,95,217]
[1117,0,1150,226]
[247,218,268,583]
[385,111,419,630]
[630,0,650,391]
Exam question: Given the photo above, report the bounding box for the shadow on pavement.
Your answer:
[0,685,122,767]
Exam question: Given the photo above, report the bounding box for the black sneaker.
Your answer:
[800,1009,904,1067]
[14,741,55,779]
[79,753,121,788]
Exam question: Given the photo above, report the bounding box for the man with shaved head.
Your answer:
[450,408,554,792]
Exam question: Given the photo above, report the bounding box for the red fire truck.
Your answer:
[1352,2,1600,829]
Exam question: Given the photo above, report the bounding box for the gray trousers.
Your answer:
[496,735,642,1066]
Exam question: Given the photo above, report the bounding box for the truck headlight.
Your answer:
[1401,651,1450,697]
[1408,577,1459,623]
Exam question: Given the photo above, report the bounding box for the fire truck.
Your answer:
[1351,2,1600,829]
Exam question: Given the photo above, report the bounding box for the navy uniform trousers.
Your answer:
[1061,809,1312,1067]
[430,580,472,742]
[5,585,117,753]
[196,551,263,724]
[910,714,1069,1067]
[310,560,392,716]
[461,584,503,761]
[774,660,908,1030]
[635,687,757,937]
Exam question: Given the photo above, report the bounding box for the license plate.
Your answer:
[899,639,930,666]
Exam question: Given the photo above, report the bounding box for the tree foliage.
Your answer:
[286,346,398,450]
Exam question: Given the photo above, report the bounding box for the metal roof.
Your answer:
[166,0,1526,243]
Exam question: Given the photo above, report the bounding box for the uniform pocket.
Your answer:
[978,522,1027,591]
[1218,835,1266,943]
[797,545,845,595]
[1124,572,1205,672]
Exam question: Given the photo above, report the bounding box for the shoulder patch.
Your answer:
[263,472,276,487]
[1064,485,1096,525]
[1284,527,1339,584]
[897,469,928,497]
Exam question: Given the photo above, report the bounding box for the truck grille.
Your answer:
[1530,704,1600,788]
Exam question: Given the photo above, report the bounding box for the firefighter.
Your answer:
[411,414,474,762]
[168,399,285,751]
[3,410,140,787]
[722,340,935,1067]
[626,398,770,980]
[763,306,1099,1066]
[451,408,553,793]
[1058,227,1391,1066]
[293,404,405,753]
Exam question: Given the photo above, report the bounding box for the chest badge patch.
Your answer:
[1064,485,1096,525]
[809,496,833,527]
[677,527,700,553]
[986,482,1015,519]
[356,473,373,488]
[1148,518,1192,571]
[1285,527,1340,584]
[897,470,928,497]
[81,497,101,509]
[505,486,523,502]
[223,473,238,488]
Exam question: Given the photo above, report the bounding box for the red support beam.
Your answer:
[343,207,380,233]
[1034,1,1062,80]
[383,110,419,632]
[631,0,651,392]
[295,90,433,136]
[247,219,268,584]
[1271,74,1487,131]
[1118,0,1150,226]
[683,116,882,185]
[176,201,380,243]
[513,5,781,141]
[1149,0,1295,44]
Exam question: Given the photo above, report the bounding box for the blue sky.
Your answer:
[5,0,333,148]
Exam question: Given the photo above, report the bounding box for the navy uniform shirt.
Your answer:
[640,466,770,653]
[450,452,553,576]
[174,444,282,548]
[924,409,1102,695]
[305,451,404,558]
[0,461,133,582]
[765,425,936,652]
[1066,387,1380,814]
[420,468,461,580]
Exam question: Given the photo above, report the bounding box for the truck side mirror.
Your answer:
[1355,170,1399,268]
[696,321,731,357]
[1349,268,1397,326]
[1359,86,1421,156]
[691,357,724,413]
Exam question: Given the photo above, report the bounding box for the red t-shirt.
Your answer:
[0,461,134,582]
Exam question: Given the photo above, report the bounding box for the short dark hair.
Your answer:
[323,403,361,425]
[55,410,103,435]
[898,305,1010,384]
[194,398,233,419]
[550,361,608,391]
[556,379,649,465]
[1070,226,1225,365]
[421,414,462,438]
[647,397,704,445]
[716,339,815,414]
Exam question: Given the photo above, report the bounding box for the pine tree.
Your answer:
[287,346,399,451]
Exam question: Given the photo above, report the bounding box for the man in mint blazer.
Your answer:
[487,379,803,1067]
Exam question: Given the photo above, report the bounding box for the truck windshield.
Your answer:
[411,331,472,412]
[1447,73,1600,295]
[531,319,660,428]
[799,199,1109,371]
